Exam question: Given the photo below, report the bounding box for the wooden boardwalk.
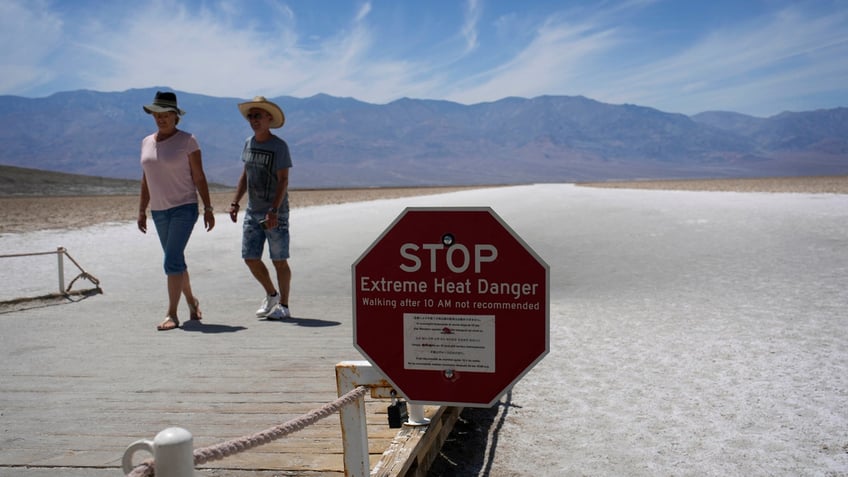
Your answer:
[0,217,456,476]
[0,293,453,476]
[0,294,450,477]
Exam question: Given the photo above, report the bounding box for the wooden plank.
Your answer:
[371,406,462,477]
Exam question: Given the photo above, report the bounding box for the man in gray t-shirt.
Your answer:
[228,96,293,320]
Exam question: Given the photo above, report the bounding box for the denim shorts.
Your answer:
[151,203,198,275]
[242,210,290,261]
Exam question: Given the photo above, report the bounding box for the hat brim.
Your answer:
[238,101,285,129]
[143,104,186,115]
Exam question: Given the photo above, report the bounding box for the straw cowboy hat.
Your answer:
[143,91,185,115]
[238,96,285,129]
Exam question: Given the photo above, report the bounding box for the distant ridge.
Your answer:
[0,165,141,196]
[0,165,231,197]
[0,88,846,188]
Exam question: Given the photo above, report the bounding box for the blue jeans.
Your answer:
[242,210,290,260]
[151,203,198,275]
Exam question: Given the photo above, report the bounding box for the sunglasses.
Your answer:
[246,113,267,120]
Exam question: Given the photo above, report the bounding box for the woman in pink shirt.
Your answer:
[137,91,215,331]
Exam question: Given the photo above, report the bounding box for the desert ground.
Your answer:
[1,176,846,235]
[579,175,848,194]
[1,176,847,476]
[0,187,487,235]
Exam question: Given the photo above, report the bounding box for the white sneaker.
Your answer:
[266,304,290,320]
[256,293,280,317]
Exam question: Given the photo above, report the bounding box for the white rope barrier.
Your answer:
[126,385,370,477]
[0,247,100,299]
[0,250,62,259]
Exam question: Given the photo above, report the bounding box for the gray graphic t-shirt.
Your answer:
[241,135,292,213]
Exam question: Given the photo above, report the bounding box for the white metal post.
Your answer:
[406,403,431,426]
[56,247,65,294]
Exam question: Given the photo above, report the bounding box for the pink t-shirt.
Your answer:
[140,131,200,211]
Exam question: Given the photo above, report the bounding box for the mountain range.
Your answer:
[0,87,845,189]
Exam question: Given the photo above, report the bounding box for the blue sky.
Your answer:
[1,0,846,117]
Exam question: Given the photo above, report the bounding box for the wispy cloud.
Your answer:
[445,2,848,115]
[592,5,848,114]
[446,13,621,103]
[354,2,371,23]
[70,0,306,98]
[0,0,845,115]
[0,0,64,93]
[278,1,431,102]
[461,0,482,54]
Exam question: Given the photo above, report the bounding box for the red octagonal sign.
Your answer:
[353,207,549,407]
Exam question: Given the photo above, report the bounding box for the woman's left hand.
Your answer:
[204,210,215,231]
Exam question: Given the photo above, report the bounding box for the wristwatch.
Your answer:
[268,207,278,214]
